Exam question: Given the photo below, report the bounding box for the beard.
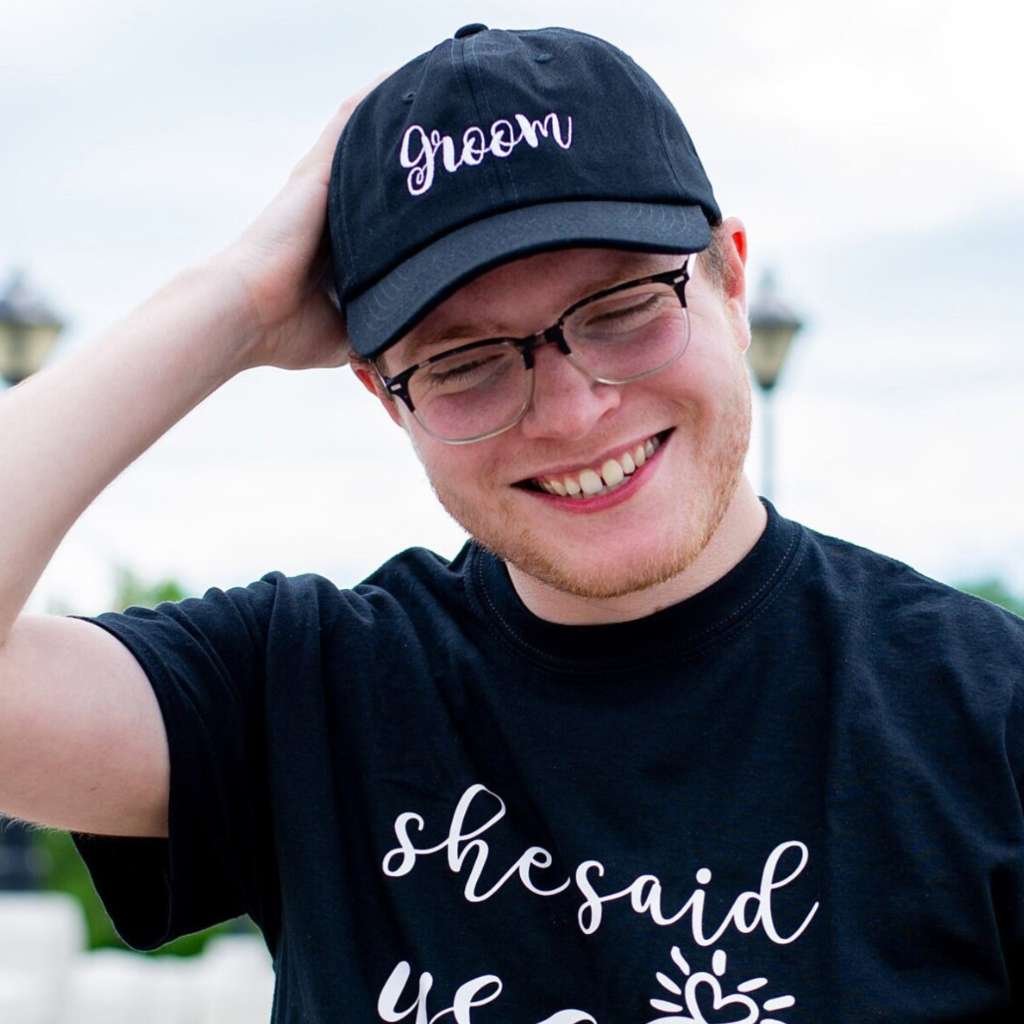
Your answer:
[422,369,753,602]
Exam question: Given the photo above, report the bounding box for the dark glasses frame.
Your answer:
[372,257,693,444]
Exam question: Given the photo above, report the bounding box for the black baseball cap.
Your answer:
[327,24,722,360]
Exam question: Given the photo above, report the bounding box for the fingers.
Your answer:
[307,293,353,368]
[334,338,353,369]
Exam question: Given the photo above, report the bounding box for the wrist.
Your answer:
[171,252,267,376]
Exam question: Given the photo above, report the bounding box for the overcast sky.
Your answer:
[2,0,1022,614]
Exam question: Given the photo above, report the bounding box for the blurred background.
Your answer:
[1,0,1022,1008]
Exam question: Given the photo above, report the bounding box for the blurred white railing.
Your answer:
[0,892,274,1023]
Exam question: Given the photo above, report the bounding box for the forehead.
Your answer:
[387,247,683,368]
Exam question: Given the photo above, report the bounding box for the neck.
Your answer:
[506,475,768,625]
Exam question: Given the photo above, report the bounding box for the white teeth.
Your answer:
[531,432,665,497]
[601,458,624,488]
[578,468,604,496]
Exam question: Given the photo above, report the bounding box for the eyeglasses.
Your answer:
[373,256,693,444]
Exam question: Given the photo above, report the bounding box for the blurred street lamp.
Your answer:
[0,267,64,888]
[0,268,65,387]
[747,269,804,503]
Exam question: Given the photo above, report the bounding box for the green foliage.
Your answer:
[110,565,189,610]
[955,577,1024,618]
[31,563,257,956]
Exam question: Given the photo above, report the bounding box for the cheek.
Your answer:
[416,437,497,492]
[678,316,749,394]
[654,344,729,409]
[407,424,426,463]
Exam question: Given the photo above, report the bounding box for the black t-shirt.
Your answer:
[68,498,1024,1022]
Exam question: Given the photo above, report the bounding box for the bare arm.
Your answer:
[0,80,378,837]
[0,262,262,641]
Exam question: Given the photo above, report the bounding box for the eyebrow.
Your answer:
[420,321,511,348]
[402,255,672,361]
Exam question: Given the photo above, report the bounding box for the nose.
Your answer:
[517,336,621,441]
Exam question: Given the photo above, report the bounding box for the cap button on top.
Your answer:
[454,23,488,39]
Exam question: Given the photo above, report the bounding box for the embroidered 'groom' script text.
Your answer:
[399,112,574,196]
[383,783,819,946]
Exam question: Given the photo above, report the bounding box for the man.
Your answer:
[0,24,1022,1024]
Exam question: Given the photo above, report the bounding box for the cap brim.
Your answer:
[345,200,711,359]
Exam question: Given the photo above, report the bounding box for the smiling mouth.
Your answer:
[513,428,674,498]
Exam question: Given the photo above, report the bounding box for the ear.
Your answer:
[350,360,408,431]
[719,216,751,352]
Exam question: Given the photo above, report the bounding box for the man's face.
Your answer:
[357,223,753,600]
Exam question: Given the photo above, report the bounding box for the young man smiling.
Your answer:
[1,23,1023,1024]
[355,241,763,620]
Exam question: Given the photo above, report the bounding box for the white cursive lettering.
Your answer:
[377,961,595,1024]
[383,785,819,948]
[398,111,574,196]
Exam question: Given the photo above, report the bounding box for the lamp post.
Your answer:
[0,268,65,387]
[0,268,64,889]
[747,269,804,503]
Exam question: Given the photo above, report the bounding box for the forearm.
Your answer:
[0,257,259,641]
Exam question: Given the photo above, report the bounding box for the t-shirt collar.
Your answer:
[464,497,803,672]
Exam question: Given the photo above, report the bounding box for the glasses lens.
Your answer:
[563,282,689,383]
[408,342,529,442]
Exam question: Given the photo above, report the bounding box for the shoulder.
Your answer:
[794,519,1024,677]
[250,543,473,633]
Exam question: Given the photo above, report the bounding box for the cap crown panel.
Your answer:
[332,27,717,301]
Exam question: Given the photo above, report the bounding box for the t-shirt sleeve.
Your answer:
[64,574,283,952]
[1006,673,1024,995]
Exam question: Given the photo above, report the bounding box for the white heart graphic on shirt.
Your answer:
[683,972,759,1024]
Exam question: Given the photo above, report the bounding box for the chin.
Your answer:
[430,471,741,602]
[504,534,715,600]
[424,365,753,602]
